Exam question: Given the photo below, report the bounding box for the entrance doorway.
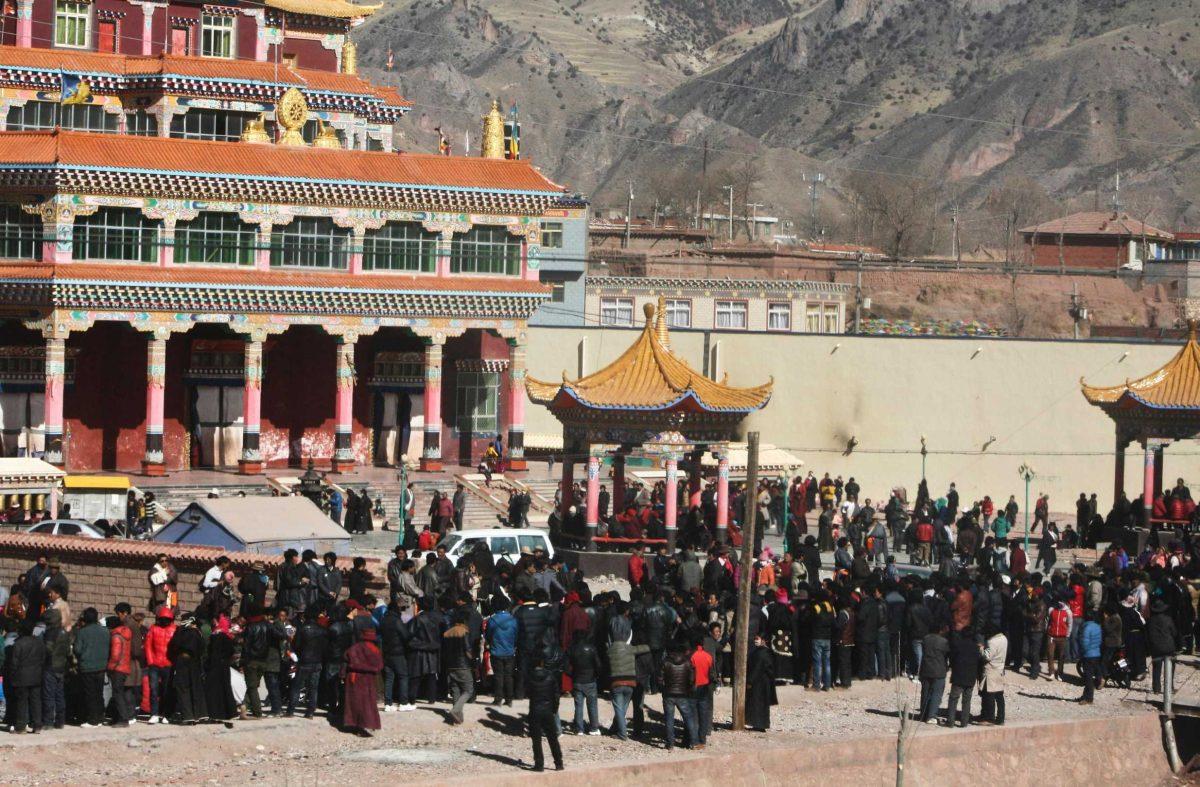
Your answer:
[0,391,44,457]
[373,390,422,466]
[191,385,243,468]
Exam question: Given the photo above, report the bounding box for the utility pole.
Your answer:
[1068,282,1088,340]
[623,179,633,249]
[731,431,760,731]
[694,190,701,230]
[723,185,734,242]
[746,202,764,242]
[806,172,825,239]
[951,203,961,268]
[854,251,864,335]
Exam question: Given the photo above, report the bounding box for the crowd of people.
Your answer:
[1,468,1199,772]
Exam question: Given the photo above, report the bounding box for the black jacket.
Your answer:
[855,597,881,644]
[948,631,980,687]
[568,639,602,685]
[380,609,411,659]
[6,634,47,688]
[442,623,474,670]
[514,603,554,656]
[660,651,695,697]
[1147,601,1179,657]
[325,619,355,665]
[528,666,561,715]
[294,621,329,667]
[641,602,675,649]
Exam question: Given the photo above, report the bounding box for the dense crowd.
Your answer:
[2,470,1199,773]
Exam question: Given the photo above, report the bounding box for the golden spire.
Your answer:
[654,295,670,350]
[342,38,358,74]
[481,99,505,159]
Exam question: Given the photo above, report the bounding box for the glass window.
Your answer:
[54,0,90,48]
[715,300,747,329]
[489,535,518,555]
[125,109,158,136]
[548,281,565,303]
[450,225,520,276]
[170,109,256,142]
[200,13,235,58]
[269,217,349,269]
[823,305,840,335]
[518,534,546,553]
[362,222,437,272]
[57,523,81,535]
[0,205,41,261]
[73,207,160,263]
[456,370,499,435]
[665,298,691,328]
[805,303,822,333]
[767,301,791,331]
[540,221,564,249]
[599,297,633,326]
[6,101,117,133]
[175,212,256,265]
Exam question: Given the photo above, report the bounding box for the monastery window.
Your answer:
[599,297,633,326]
[824,304,841,334]
[54,0,91,48]
[715,300,748,330]
[664,298,691,329]
[804,302,840,334]
[269,217,350,270]
[767,301,792,332]
[365,137,385,152]
[450,225,520,276]
[6,101,116,134]
[456,371,499,435]
[540,221,564,249]
[0,205,41,261]
[170,109,256,142]
[73,208,160,264]
[125,109,158,136]
[362,222,438,273]
[175,212,256,266]
[200,13,235,58]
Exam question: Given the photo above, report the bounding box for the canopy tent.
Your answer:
[0,457,65,520]
[154,496,350,555]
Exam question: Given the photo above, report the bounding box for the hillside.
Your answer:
[354,0,1200,243]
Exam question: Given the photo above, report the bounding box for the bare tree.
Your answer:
[980,177,1059,263]
[846,172,940,258]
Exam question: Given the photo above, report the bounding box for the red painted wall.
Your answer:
[1024,236,1130,269]
[275,33,336,71]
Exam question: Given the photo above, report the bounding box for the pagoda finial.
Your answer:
[481,99,505,159]
[654,295,670,350]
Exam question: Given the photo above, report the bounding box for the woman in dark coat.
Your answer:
[167,615,208,723]
[357,490,374,532]
[745,634,777,731]
[205,616,237,721]
[344,488,361,534]
[765,590,795,681]
[342,628,383,736]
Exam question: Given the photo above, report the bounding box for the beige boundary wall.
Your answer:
[525,326,1199,513]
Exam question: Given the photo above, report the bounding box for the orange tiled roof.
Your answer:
[0,262,549,295]
[0,130,564,194]
[263,0,380,18]
[1020,211,1174,241]
[1082,325,1200,409]
[527,300,772,412]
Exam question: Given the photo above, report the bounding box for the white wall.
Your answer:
[524,326,1200,513]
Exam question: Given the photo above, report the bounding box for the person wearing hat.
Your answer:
[167,613,207,724]
[238,561,270,616]
[42,558,69,604]
[147,555,178,614]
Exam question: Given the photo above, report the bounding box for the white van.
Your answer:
[437,527,554,567]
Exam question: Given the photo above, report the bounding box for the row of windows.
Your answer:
[598,297,842,333]
[54,1,234,58]
[5,102,156,135]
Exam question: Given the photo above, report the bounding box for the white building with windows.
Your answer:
[586,276,852,334]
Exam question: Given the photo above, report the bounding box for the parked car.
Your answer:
[438,527,554,566]
[25,519,106,539]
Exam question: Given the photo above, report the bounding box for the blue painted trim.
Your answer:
[558,385,764,414]
[1121,391,1200,411]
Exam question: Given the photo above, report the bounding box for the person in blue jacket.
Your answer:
[1078,611,1103,704]
[486,600,518,706]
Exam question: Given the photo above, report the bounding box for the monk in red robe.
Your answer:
[342,627,383,736]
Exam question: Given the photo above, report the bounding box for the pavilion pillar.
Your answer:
[585,452,601,551]
[16,0,33,47]
[419,338,444,471]
[715,449,730,542]
[612,452,626,513]
[506,337,527,471]
[43,331,67,468]
[558,448,575,522]
[1142,440,1156,523]
[238,336,264,475]
[141,333,167,476]
[1113,432,1127,508]
[1153,444,1165,498]
[664,455,679,551]
[331,335,356,473]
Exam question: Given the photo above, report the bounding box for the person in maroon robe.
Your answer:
[342,627,383,736]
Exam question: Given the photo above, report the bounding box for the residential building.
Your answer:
[1019,211,1173,269]
[529,196,588,327]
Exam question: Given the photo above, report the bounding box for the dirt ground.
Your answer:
[3,654,1194,786]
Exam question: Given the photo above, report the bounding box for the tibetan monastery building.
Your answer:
[0,0,584,474]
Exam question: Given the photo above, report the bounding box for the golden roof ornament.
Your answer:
[313,119,341,149]
[240,113,271,144]
[655,295,670,351]
[481,99,505,159]
[342,38,357,75]
[276,88,309,147]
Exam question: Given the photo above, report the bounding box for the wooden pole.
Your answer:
[730,431,761,731]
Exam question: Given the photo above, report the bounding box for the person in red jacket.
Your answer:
[915,520,934,566]
[108,604,136,725]
[627,543,646,589]
[143,606,176,724]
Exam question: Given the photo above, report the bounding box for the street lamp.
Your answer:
[1018,463,1036,555]
[920,435,928,481]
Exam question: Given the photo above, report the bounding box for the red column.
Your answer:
[1143,441,1155,522]
[331,336,356,473]
[585,453,601,550]
[419,339,443,471]
[141,333,167,476]
[715,451,730,541]
[238,337,264,474]
[664,456,679,550]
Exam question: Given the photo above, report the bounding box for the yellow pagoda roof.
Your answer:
[527,301,773,413]
[264,0,381,19]
[1081,325,1200,410]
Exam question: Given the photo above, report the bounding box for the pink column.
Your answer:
[1143,441,1155,522]
[159,223,176,267]
[16,0,33,47]
[43,334,67,467]
[585,453,601,549]
[506,338,527,470]
[142,334,167,476]
[253,11,268,60]
[419,339,443,471]
[522,240,540,281]
[715,451,730,541]
[238,337,264,474]
[347,229,364,274]
[255,225,272,271]
[612,453,626,514]
[435,232,452,277]
[664,455,679,550]
[331,336,356,473]
[140,3,155,56]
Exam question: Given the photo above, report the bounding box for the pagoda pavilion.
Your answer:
[527,300,772,549]
[0,0,586,475]
[1081,323,1200,520]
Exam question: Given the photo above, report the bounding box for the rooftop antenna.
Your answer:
[1112,172,1122,213]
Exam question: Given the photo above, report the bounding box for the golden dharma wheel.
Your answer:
[276,88,308,131]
